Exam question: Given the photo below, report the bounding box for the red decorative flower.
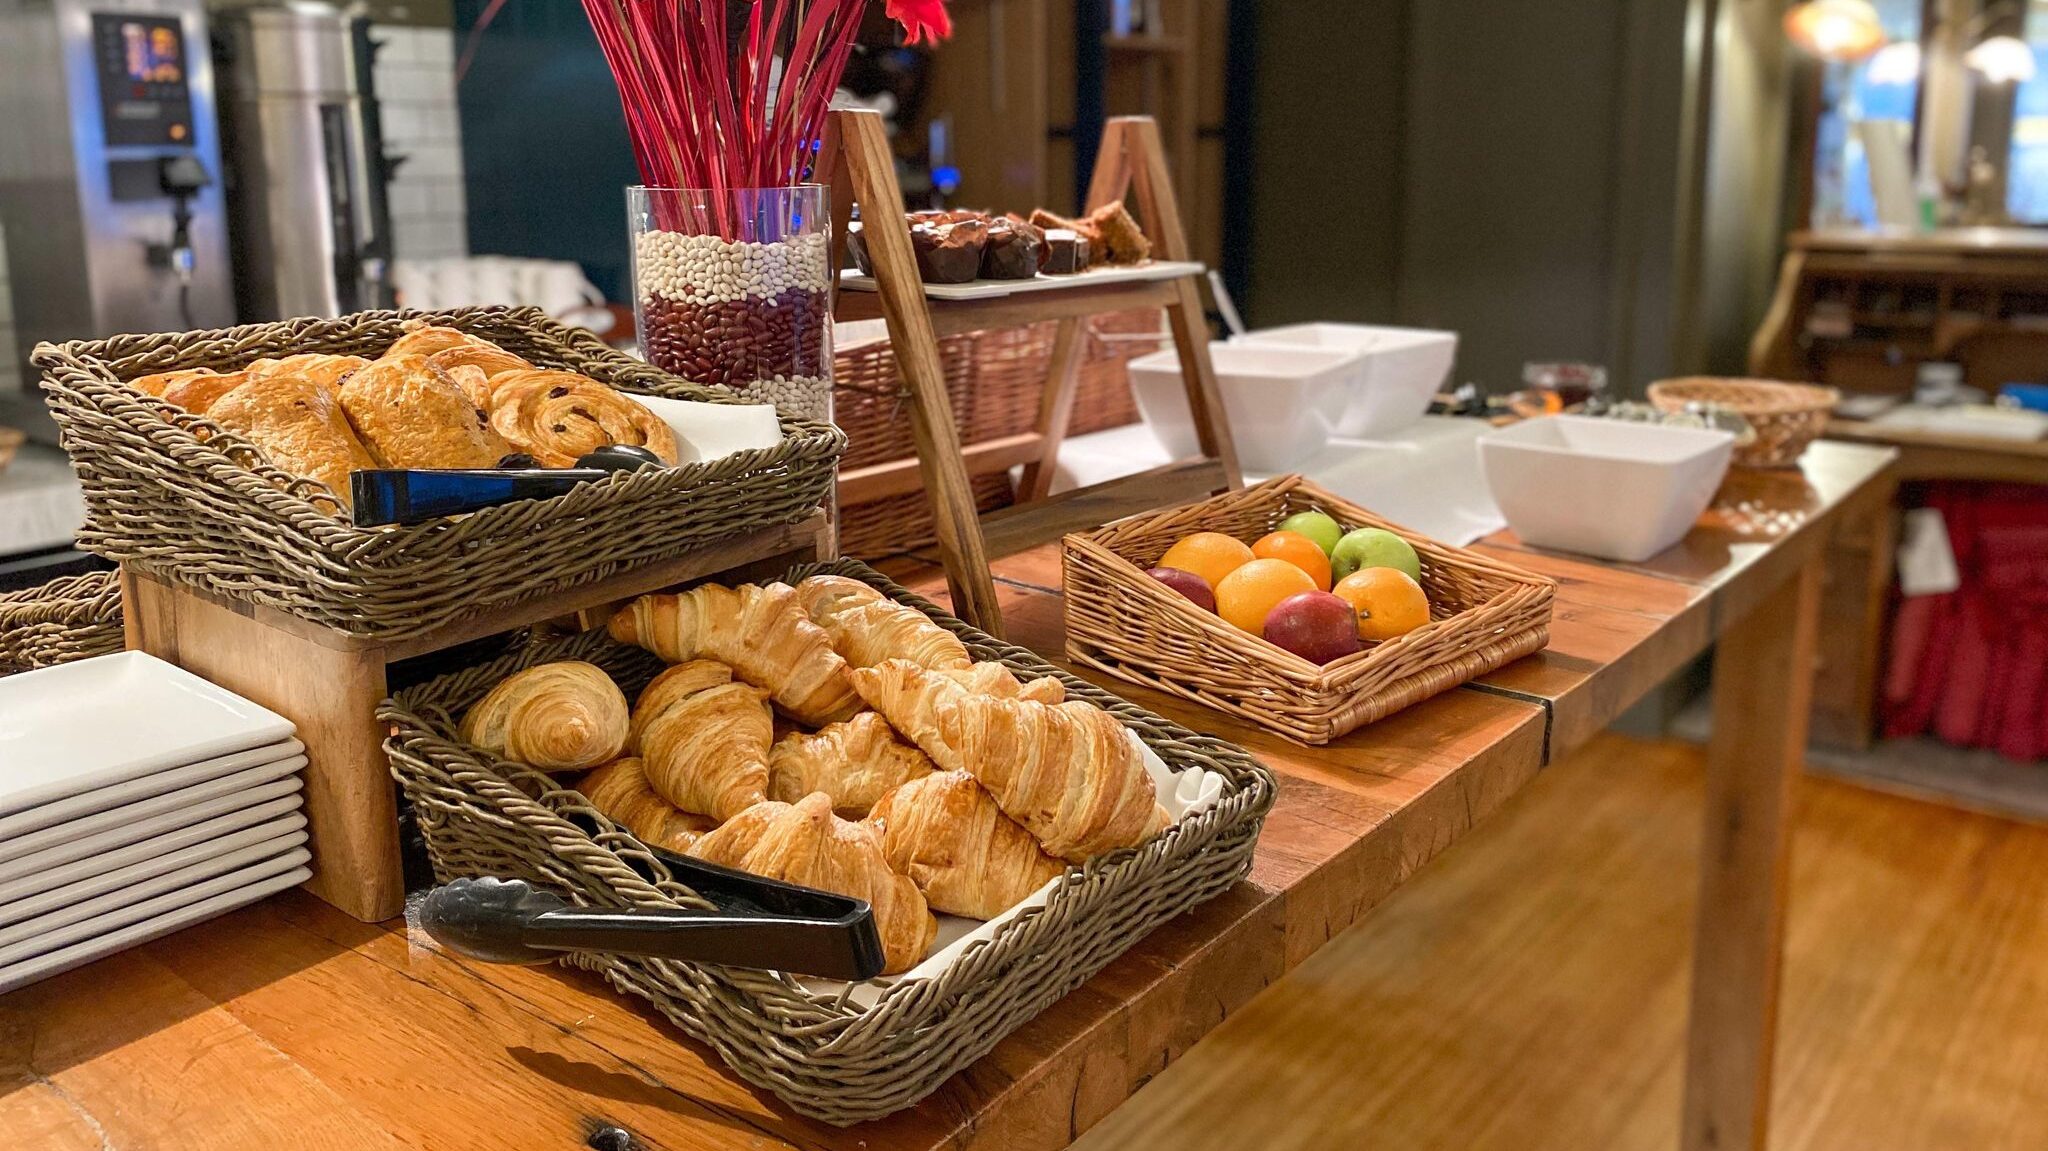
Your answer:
[885,0,952,45]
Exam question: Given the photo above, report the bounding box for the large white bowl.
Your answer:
[1128,343,1351,473]
[1229,322,1457,438]
[1477,416,1735,562]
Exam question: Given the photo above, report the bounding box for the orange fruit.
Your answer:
[1214,558,1318,634]
[1158,532,1255,591]
[1251,530,1333,591]
[1332,568,1432,642]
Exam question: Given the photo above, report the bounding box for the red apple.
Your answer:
[1148,566,1216,613]
[1263,591,1365,664]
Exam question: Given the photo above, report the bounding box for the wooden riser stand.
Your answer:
[121,512,834,923]
[822,110,1240,637]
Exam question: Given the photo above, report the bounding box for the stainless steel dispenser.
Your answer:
[0,0,234,435]
[211,1,392,323]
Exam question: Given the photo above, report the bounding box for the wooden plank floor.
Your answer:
[1069,733,2048,1151]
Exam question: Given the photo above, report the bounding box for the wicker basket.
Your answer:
[1648,377,1839,468]
[379,557,1274,1124]
[0,569,124,676]
[34,306,845,643]
[1065,475,1556,745]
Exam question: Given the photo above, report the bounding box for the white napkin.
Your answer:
[630,394,785,465]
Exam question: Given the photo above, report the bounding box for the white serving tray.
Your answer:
[0,755,306,864]
[0,794,304,900]
[0,652,294,815]
[811,734,1226,1007]
[838,259,1204,301]
[0,825,309,930]
[0,840,310,950]
[0,862,311,993]
[0,738,304,840]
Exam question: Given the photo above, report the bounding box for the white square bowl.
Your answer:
[1477,416,1735,563]
[1128,343,1351,473]
[1229,323,1457,438]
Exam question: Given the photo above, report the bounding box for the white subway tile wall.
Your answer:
[371,25,469,262]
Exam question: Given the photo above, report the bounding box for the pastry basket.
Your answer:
[378,557,1275,1124]
[33,305,845,643]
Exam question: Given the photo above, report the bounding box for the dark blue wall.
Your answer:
[453,1,640,300]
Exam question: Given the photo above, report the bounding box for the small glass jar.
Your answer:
[629,185,833,422]
[1522,362,1609,410]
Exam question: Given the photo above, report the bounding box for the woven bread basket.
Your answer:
[1648,377,1838,468]
[0,569,124,676]
[379,557,1274,1125]
[1065,475,1555,745]
[34,306,845,643]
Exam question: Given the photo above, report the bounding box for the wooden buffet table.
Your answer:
[0,442,1895,1151]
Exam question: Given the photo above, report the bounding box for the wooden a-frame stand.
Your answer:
[820,110,1240,637]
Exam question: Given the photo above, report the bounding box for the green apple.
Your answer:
[1331,528,1421,583]
[1276,510,1344,557]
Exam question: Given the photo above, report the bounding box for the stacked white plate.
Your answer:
[0,651,309,993]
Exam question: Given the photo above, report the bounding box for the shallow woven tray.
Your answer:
[379,557,1275,1124]
[1065,475,1555,745]
[34,306,845,642]
[0,569,124,677]
[1649,377,1839,469]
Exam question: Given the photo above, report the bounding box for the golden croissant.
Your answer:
[866,771,1064,919]
[578,757,715,854]
[769,711,936,817]
[846,660,1067,773]
[460,661,630,772]
[608,583,862,726]
[631,660,773,821]
[689,792,937,975]
[791,574,885,626]
[934,693,1171,863]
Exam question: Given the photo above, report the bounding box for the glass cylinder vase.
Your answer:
[629,185,833,422]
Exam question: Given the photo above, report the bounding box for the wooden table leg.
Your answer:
[122,572,404,923]
[1680,556,1823,1151]
[1018,316,1088,502]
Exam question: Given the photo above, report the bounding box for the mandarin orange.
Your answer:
[1331,568,1431,642]
[1251,530,1333,591]
[1158,532,1255,591]
[1214,558,1318,634]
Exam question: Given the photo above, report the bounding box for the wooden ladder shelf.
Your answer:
[821,109,1240,637]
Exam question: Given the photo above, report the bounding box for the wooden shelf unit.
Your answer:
[820,108,1239,637]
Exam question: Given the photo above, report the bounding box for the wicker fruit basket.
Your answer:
[1648,377,1839,469]
[1065,475,1555,745]
[33,305,845,643]
[379,557,1273,1124]
[0,569,124,677]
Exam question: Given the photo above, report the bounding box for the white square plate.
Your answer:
[0,862,311,993]
[0,738,303,840]
[0,793,304,902]
[0,652,294,815]
[0,841,310,950]
[0,824,308,930]
[0,756,306,864]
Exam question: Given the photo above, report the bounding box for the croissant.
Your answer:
[933,693,1171,863]
[578,757,715,853]
[460,661,630,772]
[791,574,885,626]
[483,368,679,467]
[846,660,1067,773]
[384,321,496,360]
[768,711,936,817]
[631,660,773,820]
[820,600,974,672]
[689,792,937,975]
[866,771,1064,919]
[608,584,862,726]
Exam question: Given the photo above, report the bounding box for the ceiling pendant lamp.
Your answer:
[1784,0,1887,61]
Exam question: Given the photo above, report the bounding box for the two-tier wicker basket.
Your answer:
[379,558,1275,1124]
[33,305,846,643]
[1065,475,1556,745]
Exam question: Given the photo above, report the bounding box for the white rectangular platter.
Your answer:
[0,738,303,840]
[0,756,306,864]
[0,652,294,814]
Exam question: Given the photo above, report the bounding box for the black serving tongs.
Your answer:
[416,849,887,982]
[351,444,667,527]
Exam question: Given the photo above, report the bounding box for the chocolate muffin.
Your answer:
[911,218,987,283]
[979,217,1041,280]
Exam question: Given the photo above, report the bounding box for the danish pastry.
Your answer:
[338,354,511,469]
[483,369,678,468]
[203,376,377,511]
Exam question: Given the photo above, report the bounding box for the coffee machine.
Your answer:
[0,0,234,437]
